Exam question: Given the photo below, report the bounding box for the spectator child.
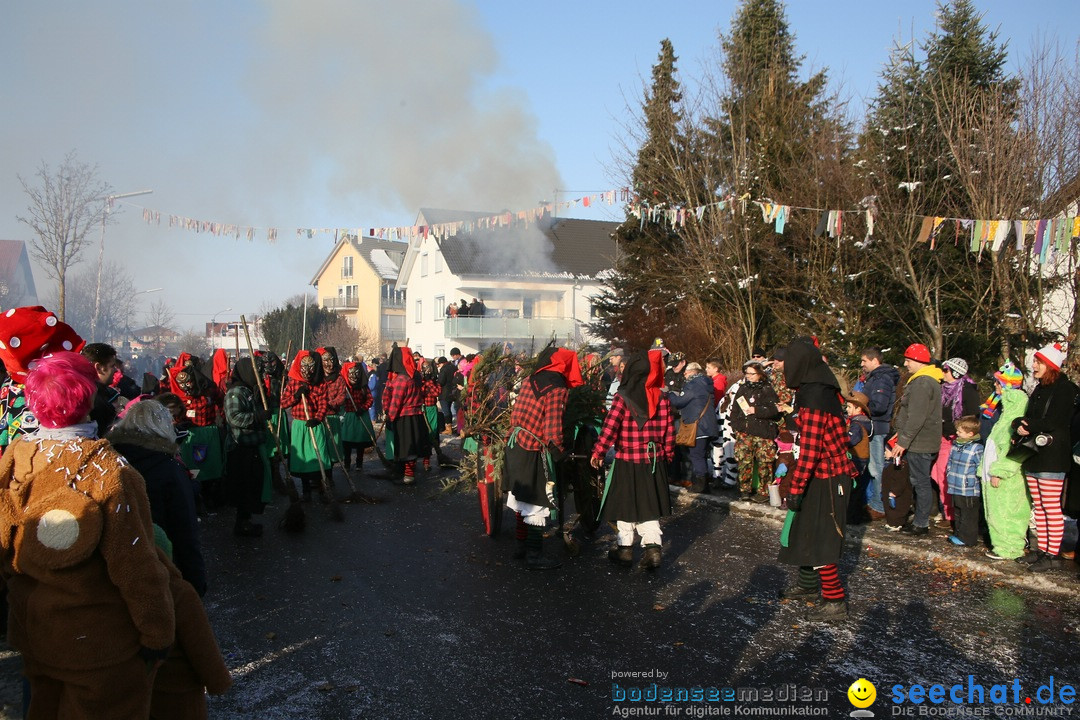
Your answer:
[844,391,873,522]
[945,416,984,547]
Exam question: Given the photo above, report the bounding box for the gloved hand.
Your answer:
[306,418,321,428]
[787,492,804,512]
[294,386,310,403]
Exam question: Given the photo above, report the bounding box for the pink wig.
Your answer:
[25,351,99,429]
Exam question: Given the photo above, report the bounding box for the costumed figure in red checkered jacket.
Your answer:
[776,338,859,621]
[382,345,430,484]
[168,353,226,506]
[281,350,332,501]
[505,346,583,570]
[318,347,347,468]
[339,360,374,469]
[590,349,674,570]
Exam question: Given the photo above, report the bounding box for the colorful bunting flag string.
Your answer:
[133,187,1078,266]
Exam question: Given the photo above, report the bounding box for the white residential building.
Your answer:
[396,209,620,358]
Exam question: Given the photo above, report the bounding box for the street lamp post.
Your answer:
[211,308,232,350]
[91,189,153,342]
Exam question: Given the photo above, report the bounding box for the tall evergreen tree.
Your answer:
[592,39,689,348]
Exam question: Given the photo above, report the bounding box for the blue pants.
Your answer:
[906,451,938,528]
[866,435,885,513]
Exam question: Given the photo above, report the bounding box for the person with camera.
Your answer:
[1013,342,1078,572]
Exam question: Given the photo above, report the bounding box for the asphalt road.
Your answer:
[0,446,1077,719]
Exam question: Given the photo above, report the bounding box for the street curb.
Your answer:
[670,485,1079,597]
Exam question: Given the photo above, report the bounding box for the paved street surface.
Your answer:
[0,445,1076,719]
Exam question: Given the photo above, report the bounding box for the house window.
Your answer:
[433,253,443,273]
[415,300,423,323]
[522,297,534,319]
[381,314,405,339]
[434,344,445,358]
[434,295,444,320]
[342,256,353,279]
[420,253,429,277]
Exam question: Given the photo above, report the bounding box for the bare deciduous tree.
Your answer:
[16,151,111,321]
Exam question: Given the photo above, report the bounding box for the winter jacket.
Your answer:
[669,374,719,439]
[1013,377,1079,474]
[894,365,944,453]
[729,379,781,440]
[862,364,900,435]
[0,436,175,670]
[110,429,207,596]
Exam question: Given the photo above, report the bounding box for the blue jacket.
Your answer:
[863,364,900,435]
[670,374,719,439]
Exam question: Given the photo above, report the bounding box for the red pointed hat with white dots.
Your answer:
[0,306,85,382]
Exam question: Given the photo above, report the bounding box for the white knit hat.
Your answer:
[943,357,968,377]
[1034,342,1067,371]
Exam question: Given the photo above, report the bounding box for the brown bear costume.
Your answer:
[0,436,175,719]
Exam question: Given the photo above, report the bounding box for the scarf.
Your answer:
[618,350,664,429]
[35,421,99,440]
[941,376,975,422]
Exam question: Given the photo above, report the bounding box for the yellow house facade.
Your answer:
[310,235,408,353]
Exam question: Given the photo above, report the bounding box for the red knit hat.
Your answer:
[903,343,931,364]
[0,306,85,382]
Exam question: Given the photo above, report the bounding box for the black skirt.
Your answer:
[226,444,266,516]
[777,474,851,567]
[601,458,671,524]
[505,443,550,507]
[390,413,430,461]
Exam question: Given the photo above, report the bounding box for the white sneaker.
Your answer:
[884,523,902,532]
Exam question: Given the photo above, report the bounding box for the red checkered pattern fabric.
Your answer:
[344,384,372,413]
[592,394,674,464]
[384,375,423,420]
[322,375,347,412]
[507,379,567,451]
[788,408,858,494]
[183,395,219,427]
[281,378,329,421]
[420,379,440,408]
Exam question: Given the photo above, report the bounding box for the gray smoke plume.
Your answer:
[0,0,564,323]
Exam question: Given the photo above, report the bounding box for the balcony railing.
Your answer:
[444,316,578,340]
[324,297,359,310]
[381,296,406,308]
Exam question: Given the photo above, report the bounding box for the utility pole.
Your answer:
[91,189,153,342]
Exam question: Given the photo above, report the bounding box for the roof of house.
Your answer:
[0,240,26,277]
[310,236,409,284]
[406,210,619,282]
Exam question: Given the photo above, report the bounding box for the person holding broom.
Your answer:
[223,357,270,537]
[339,360,375,469]
[281,350,332,502]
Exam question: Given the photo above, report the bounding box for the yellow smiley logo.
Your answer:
[848,678,876,708]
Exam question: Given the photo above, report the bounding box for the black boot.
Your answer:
[608,545,633,566]
[640,544,662,571]
[513,539,527,561]
[525,526,561,570]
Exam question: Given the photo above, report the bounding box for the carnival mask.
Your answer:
[322,353,335,375]
[176,370,195,394]
[300,355,317,381]
[347,366,360,385]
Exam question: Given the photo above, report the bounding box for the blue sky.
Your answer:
[1,1,1075,331]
